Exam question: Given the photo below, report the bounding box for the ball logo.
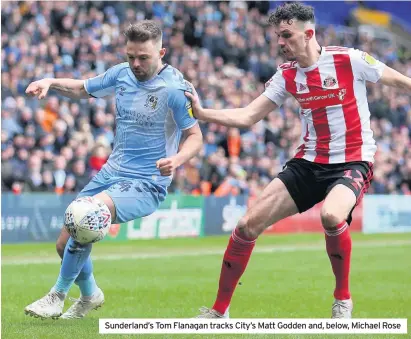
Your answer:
[102,212,111,226]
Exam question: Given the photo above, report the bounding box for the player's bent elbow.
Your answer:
[193,136,204,152]
[238,117,254,128]
[242,109,263,128]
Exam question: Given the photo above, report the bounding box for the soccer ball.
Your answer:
[64,196,112,244]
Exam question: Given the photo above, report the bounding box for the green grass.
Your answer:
[2,233,411,339]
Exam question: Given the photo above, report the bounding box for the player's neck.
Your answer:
[297,44,322,68]
[139,62,166,82]
[155,62,165,75]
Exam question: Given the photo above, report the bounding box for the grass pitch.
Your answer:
[2,233,411,339]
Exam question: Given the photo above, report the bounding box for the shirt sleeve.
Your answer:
[84,63,125,98]
[168,83,197,130]
[349,48,386,83]
[262,68,289,107]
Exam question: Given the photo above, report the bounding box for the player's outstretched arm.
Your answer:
[156,123,203,176]
[185,83,277,128]
[26,78,90,100]
[379,66,411,91]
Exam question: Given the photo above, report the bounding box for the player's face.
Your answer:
[275,20,307,61]
[126,40,166,81]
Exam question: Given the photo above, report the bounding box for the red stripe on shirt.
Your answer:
[282,67,298,95]
[333,53,363,162]
[295,123,309,158]
[305,67,331,163]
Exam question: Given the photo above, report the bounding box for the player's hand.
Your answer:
[25,79,52,99]
[184,81,204,119]
[156,157,180,176]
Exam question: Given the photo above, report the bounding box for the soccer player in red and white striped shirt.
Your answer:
[186,2,411,319]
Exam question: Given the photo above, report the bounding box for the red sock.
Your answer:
[325,220,352,300]
[212,228,256,314]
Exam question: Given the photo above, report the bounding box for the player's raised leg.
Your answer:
[24,192,115,319]
[321,183,359,319]
[56,227,95,298]
[61,178,164,319]
[58,191,114,319]
[196,178,299,318]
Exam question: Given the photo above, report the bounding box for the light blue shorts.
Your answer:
[77,167,166,223]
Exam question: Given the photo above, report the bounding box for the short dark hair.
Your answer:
[123,20,162,43]
[268,2,315,26]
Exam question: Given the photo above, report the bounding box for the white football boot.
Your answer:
[195,306,230,318]
[24,292,64,319]
[60,288,104,319]
[332,298,353,318]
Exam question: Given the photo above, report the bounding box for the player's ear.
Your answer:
[305,29,314,41]
[159,48,166,59]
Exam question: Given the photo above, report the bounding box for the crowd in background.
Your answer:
[2,1,411,197]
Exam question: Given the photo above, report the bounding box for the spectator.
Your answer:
[1,1,410,195]
[53,155,67,194]
[63,174,77,193]
[71,158,90,191]
[41,169,55,192]
[25,154,44,192]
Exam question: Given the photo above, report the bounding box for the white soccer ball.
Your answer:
[64,196,112,244]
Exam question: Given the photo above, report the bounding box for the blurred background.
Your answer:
[1,4,411,336]
[2,0,411,198]
[1,1,411,242]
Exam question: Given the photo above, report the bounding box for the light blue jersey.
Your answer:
[77,63,197,223]
[44,64,198,307]
[84,62,197,188]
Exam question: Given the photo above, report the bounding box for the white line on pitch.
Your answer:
[2,240,410,266]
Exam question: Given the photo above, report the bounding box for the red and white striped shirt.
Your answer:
[263,46,385,164]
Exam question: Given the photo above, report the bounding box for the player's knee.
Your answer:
[236,216,261,240]
[320,208,343,231]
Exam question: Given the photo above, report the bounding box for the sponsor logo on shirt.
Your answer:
[295,88,347,108]
[117,105,155,127]
[296,93,337,103]
[338,89,346,101]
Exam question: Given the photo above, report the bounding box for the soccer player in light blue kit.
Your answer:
[24,20,203,319]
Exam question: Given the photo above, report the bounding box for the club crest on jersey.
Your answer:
[323,76,337,88]
[144,94,158,110]
[338,89,346,101]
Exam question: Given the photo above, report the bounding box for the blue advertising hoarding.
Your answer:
[203,195,248,236]
[363,195,411,234]
[1,193,75,243]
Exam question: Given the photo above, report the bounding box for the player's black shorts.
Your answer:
[277,158,373,223]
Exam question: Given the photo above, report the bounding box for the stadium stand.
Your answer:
[1,1,411,197]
